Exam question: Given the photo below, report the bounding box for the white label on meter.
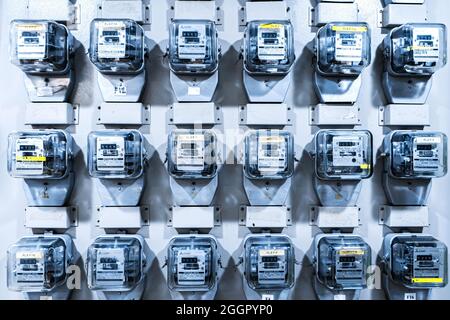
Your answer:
[97,21,127,59]
[257,23,287,61]
[415,136,442,144]
[176,134,205,172]
[16,24,46,60]
[177,24,207,60]
[333,26,366,63]
[257,135,287,173]
[96,136,125,172]
[95,248,126,285]
[332,136,364,167]
[412,28,440,64]
[15,138,45,175]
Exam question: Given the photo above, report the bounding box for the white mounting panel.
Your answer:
[169,103,221,125]
[239,206,292,229]
[384,0,425,4]
[310,2,359,27]
[25,206,78,229]
[97,0,151,24]
[96,206,150,229]
[97,103,150,125]
[169,206,221,229]
[174,1,216,21]
[240,104,293,126]
[26,0,78,25]
[310,206,360,229]
[310,104,360,126]
[381,4,428,28]
[379,206,429,228]
[245,1,288,22]
[25,103,79,126]
[379,104,430,127]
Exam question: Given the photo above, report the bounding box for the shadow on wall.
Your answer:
[292,40,317,107]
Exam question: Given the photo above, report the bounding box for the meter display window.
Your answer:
[389,235,448,288]
[387,23,447,75]
[89,19,145,74]
[388,131,448,179]
[167,130,217,179]
[169,20,219,74]
[244,20,295,74]
[7,235,72,292]
[244,235,295,291]
[316,22,371,75]
[315,130,373,180]
[244,130,294,180]
[167,236,218,292]
[316,235,371,290]
[88,130,144,179]
[7,130,71,179]
[10,20,72,74]
[87,236,144,291]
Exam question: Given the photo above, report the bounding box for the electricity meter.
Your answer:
[89,19,145,75]
[87,235,145,291]
[7,235,73,292]
[315,235,371,291]
[169,20,219,74]
[7,130,72,179]
[384,23,447,76]
[384,234,448,289]
[243,235,295,291]
[10,20,73,74]
[244,130,294,180]
[167,235,218,292]
[88,130,144,179]
[316,22,371,75]
[244,20,295,74]
[385,131,448,179]
[167,129,218,179]
[315,130,373,180]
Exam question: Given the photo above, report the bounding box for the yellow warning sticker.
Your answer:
[17,24,45,31]
[412,278,444,284]
[16,156,46,162]
[360,164,371,170]
[260,24,283,29]
[339,249,365,256]
[260,136,284,143]
[332,26,367,33]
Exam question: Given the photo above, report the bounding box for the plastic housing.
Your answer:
[244,20,295,75]
[169,20,219,74]
[385,131,448,179]
[167,129,218,179]
[88,130,144,179]
[315,130,373,180]
[7,130,72,179]
[315,235,371,290]
[86,235,145,291]
[89,19,145,75]
[316,22,371,75]
[384,23,447,76]
[243,234,295,291]
[7,235,73,292]
[244,130,294,180]
[167,235,218,292]
[10,20,73,74]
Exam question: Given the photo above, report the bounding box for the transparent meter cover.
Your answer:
[244,20,295,75]
[7,130,72,179]
[385,23,447,76]
[167,235,218,292]
[316,22,371,75]
[386,131,448,179]
[87,235,145,291]
[389,235,448,288]
[316,235,371,290]
[244,130,294,180]
[89,19,145,75]
[315,130,373,180]
[169,19,219,74]
[167,129,218,179]
[243,234,295,291]
[7,235,72,292]
[88,130,144,179]
[10,20,73,74]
